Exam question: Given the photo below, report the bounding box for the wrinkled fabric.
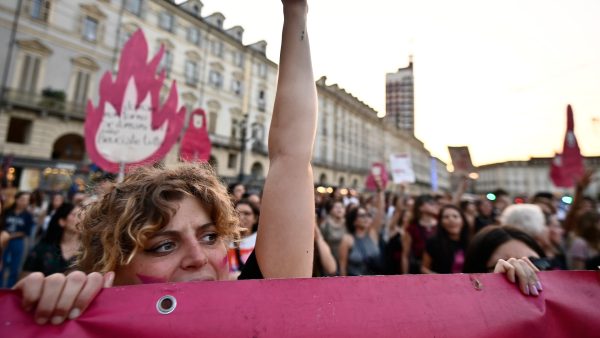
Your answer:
[1,271,598,337]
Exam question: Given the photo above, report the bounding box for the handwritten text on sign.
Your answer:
[96,78,167,163]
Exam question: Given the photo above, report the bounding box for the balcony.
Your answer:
[1,88,86,120]
[210,133,241,150]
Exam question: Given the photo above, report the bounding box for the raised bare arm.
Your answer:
[256,0,317,278]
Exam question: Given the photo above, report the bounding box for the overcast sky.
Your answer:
[194,0,600,166]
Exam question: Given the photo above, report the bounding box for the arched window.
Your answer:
[52,134,85,161]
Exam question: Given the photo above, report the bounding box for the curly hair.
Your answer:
[76,163,240,273]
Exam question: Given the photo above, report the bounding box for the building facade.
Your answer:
[385,59,414,134]
[0,0,448,194]
[475,156,600,198]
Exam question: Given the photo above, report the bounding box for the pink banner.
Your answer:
[1,271,598,337]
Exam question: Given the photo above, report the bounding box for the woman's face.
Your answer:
[354,208,371,229]
[441,208,463,237]
[52,194,65,209]
[330,202,345,219]
[236,203,256,233]
[16,194,30,210]
[233,185,245,200]
[547,215,564,246]
[61,207,82,233]
[115,197,229,285]
[486,239,539,271]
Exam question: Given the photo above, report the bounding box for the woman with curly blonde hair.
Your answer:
[15,0,317,326]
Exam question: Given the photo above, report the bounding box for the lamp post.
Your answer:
[237,114,265,184]
[238,114,249,183]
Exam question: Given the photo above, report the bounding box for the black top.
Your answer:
[383,232,404,275]
[425,236,465,274]
[237,250,263,280]
[23,242,75,276]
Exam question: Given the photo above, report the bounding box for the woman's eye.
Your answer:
[201,233,219,244]
[151,241,176,253]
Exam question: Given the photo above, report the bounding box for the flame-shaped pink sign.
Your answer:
[85,29,185,173]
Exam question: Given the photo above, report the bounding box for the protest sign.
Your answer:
[85,29,186,174]
[1,271,598,337]
[389,153,416,184]
[179,108,211,162]
[365,162,388,190]
[448,146,475,175]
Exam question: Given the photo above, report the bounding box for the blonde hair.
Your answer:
[76,163,240,273]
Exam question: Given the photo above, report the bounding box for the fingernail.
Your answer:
[68,308,81,320]
[536,281,543,291]
[51,316,64,325]
[36,317,48,325]
[530,286,539,296]
[524,285,530,295]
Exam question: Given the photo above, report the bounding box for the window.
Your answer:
[231,79,242,96]
[30,0,51,21]
[125,0,142,16]
[184,60,198,86]
[158,50,173,77]
[211,40,224,57]
[18,54,41,93]
[6,117,32,144]
[233,51,244,68]
[208,111,217,134]
[258,89,266,112]
[209,70,223,89]
[187,27,200,46]
[159,12,174,32]
[227,153,237,169]
[82,16,98,42]
[257,63,267,78]
[72,70,91,104]
[231,118,238,139]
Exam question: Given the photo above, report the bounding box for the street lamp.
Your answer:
[236,114,264,183]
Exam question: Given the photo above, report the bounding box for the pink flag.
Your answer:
[551,105,585,187]
[179,108,212,162]
[1,271,599,337]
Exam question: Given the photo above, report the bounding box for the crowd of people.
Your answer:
[0,0,596,329]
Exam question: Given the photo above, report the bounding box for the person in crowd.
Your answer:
[228,182,246,204]
[228,199,260,278]
[247,190,262,207]
[22,203,81,277]
[492,188,511,218]
[500,203,565,269]
[0,199,10,262]
[459,199,477,236]
[463,225,545,295]
[421,205,470,274]
[28,189,47,241]
[319,200,347,266]
[532,191,557,217]
[383,198,411,275]
[15,0,317,325]
[474,198,495,232]
[545,212,568,270]
[1,191,35,288]
[313,219,337,277]
[567,211,600,270]
[338,185,385,276]
[37,192,66,241]
[406,194,439,273]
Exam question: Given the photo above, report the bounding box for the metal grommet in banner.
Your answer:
[156,295,177,315]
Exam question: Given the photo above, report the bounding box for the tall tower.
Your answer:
[385,57,414,133]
